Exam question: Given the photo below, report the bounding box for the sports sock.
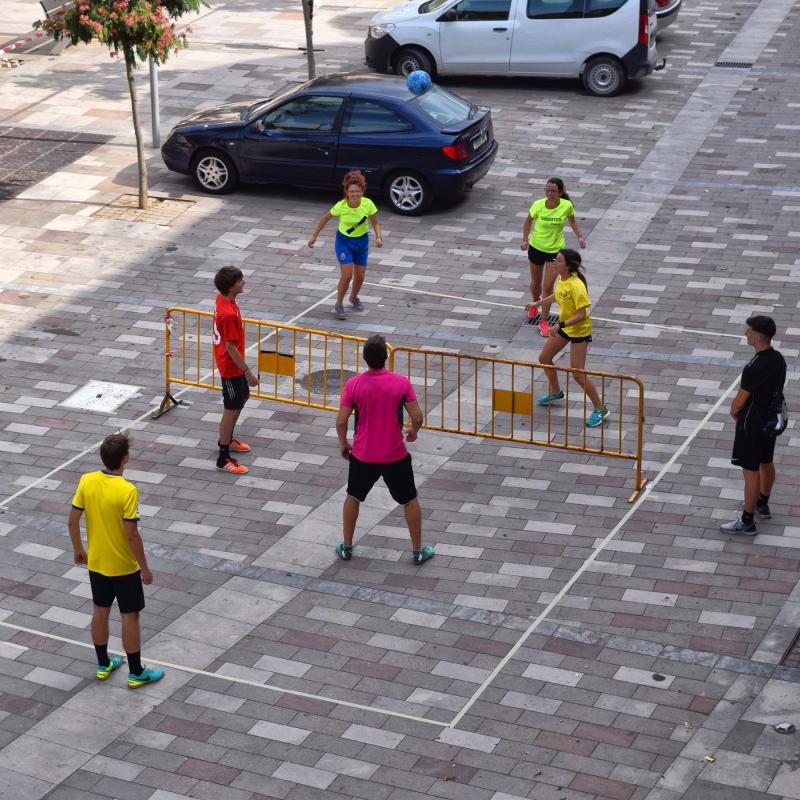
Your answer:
[94,643,109,667]
[217,442,230,466]
[741,511,755,525]
[127,651,143,676]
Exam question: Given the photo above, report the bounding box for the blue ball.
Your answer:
[407,70,432,96]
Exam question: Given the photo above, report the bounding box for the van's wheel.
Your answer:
[192,150,238,194]
[392,48,434,78]
[582,56,625,97]
[385,171,432,215]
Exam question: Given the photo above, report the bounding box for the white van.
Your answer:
[366,0,660,96]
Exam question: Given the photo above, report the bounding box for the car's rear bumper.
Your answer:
[431,140,498,196]
[365,33,399,73]
[621,42,657,80]
[656,0,681,29]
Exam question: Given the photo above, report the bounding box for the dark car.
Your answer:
[160,72,497,215]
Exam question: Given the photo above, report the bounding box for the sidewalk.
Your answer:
[0,0,799,799]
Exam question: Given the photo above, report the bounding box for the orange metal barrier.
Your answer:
[155,308,647,500]
[389,346,647,502]
[152,307,371,418]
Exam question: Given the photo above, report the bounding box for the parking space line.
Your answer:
[0,290,337,510]
[446,371,741,728]
[365,281,744,339]
[0,619,448,727]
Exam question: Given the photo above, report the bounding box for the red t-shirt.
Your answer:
[213,294,245,378]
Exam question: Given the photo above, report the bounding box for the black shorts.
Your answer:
[221,374,249,410]
[731,428,775,472]
[528,246,558,266]
[89,570,145,614]
[558,327,593,344]
[347,453,418,506]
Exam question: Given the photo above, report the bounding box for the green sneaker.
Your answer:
[586,406,610,428]
[335,543,353,561]
[96,656,123,681]
[413,546,435,565]
[536,390,564,406]
[128,666,165,689]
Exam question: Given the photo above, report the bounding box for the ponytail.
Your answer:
[560,248,587,287]
[547,176,570,201]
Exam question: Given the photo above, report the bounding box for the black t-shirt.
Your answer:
[738,347,786,433]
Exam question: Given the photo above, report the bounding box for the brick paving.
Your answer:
[0,0,799,798]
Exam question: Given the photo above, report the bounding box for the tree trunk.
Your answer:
[301,0,315,80]
[124,45,148,210]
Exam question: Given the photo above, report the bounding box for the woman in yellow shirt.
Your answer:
[308,170,383,321]
[526,249,608,428]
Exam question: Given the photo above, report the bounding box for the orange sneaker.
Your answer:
[539,321,551,338]
[217,457,248,475]
[230,437,251,453]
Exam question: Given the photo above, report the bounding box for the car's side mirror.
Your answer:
[438,8,457,21]
[254,118,273,134]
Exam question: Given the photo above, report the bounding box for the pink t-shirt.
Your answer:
[341,369,417,463]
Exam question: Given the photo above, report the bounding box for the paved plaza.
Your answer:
[1,0,799,798]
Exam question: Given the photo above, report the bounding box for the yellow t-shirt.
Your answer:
[555,274,592,338]
[330,197,377,237]
[528,197,575,252]
[71,471,140,577]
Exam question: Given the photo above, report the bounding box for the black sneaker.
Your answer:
[719,517,756,535]
[756,502,771,519]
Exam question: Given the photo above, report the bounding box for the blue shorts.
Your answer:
[335,231,369,267]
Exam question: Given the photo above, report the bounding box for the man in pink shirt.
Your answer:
[335,334,434,564]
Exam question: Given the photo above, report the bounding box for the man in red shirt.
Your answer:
[213,267,258,474]
[335,334,434,564]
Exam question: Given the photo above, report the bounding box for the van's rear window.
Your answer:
[411,86,473,126]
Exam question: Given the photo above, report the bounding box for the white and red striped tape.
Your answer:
[2,31,50,54]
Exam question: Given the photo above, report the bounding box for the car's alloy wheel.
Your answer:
[387,174,430,215]
[582,57,624,97]
[193,152,237,193]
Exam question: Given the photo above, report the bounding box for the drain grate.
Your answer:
[780,629,800,669]
[715,61,754,68]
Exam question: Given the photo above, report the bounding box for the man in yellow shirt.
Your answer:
[68,433,164,688]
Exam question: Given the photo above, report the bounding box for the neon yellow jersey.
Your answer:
[330,197,377,237]
[555,274,592,338]
[528,197,575,252]
[71,471,140,577]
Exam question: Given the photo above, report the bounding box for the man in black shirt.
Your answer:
[721,316,786,535]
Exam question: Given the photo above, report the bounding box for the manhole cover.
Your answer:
[299,369,358,395]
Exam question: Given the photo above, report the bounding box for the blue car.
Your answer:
[160,72,497,215]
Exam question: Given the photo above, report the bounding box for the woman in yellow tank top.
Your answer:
[525,249,609,428]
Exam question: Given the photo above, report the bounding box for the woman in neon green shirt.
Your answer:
[308,170,383,321]
[526,249,609,428]
[520,177,586,338]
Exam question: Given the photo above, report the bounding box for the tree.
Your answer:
[301,0,315,80]
[35,1,203,210]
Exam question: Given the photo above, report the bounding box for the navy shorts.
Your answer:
[335,231,369,266]
[90,570,145,614]
[731,428,775,472]
[347,453,417,505]
[528,246,558,266]
[221,374,249,410]
[558,327,592,344]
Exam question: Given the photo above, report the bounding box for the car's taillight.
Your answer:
[639,13,649,46]
[442,142,469,160]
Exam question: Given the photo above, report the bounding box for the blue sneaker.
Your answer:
[96,656,123,681]
[413,546,435,565]
[586,406,610,428]
[349,296,364,311]
[128,666,164,689]
[335,543,353,561]
[536,390,564,406]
